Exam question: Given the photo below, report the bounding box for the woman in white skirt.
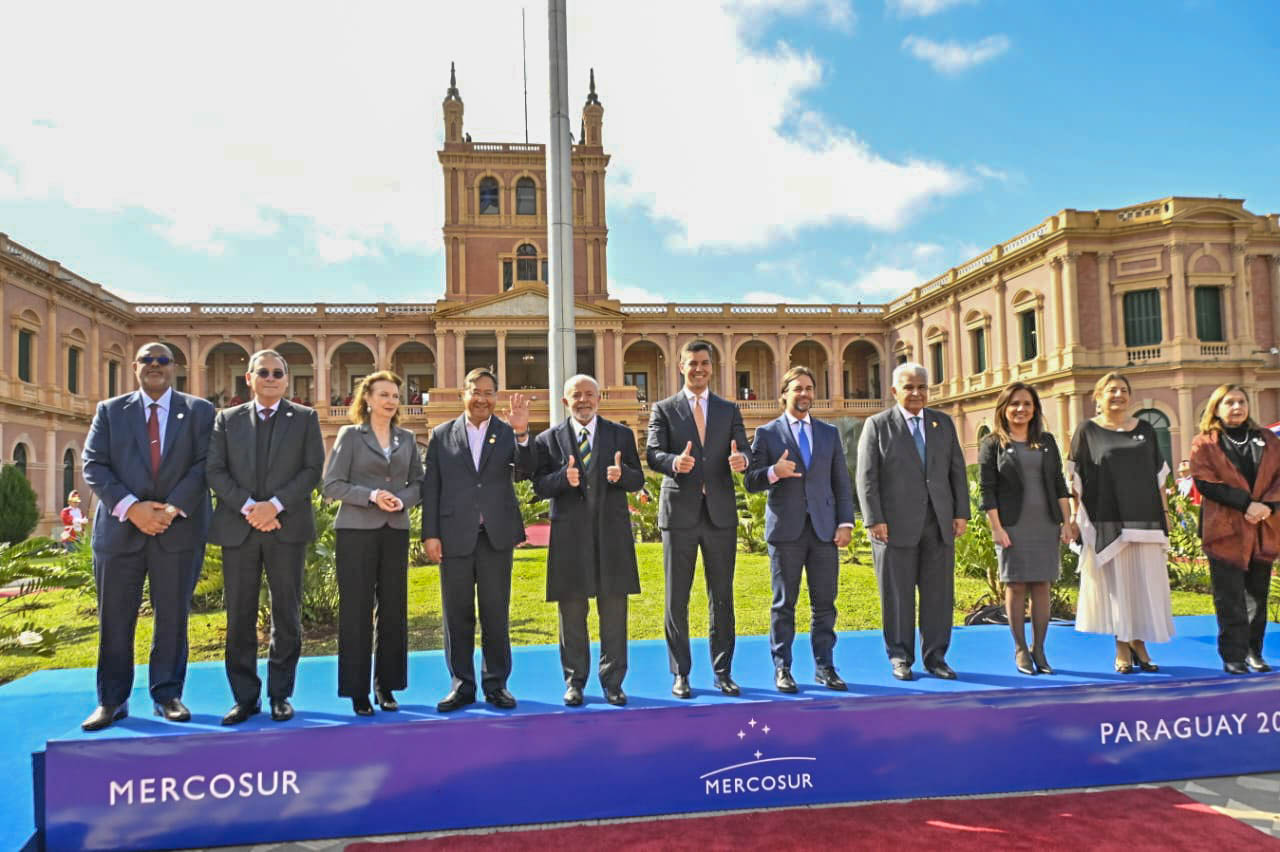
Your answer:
[1068,372,1174,673]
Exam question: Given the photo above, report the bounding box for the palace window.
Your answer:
[62,449,76,505]
[502,261,513,291]
[929,342,944,384]
[515,178,537,215]
[1136,408,1173,469]
[1018,311,1038,361]
[108,361,119,396]
[1123,289,1162,347]
[68,346,81,394]
[1194,286,1224,342]
[18,330,33,383]
[970,327,987,374]
[13,443,27,477]
[478,177,500,215]
[516,243,539,282]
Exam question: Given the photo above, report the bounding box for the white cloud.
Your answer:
[608,278,670,303]
[742,289,824,304]
[911,242,944,260]
[0,0,972,265]
[902,34,1010,74]
[887,0,977,17]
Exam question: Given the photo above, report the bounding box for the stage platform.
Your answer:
[6,615,1279,851]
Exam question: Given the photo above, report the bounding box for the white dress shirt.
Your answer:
[241,399,286,516]
[112,387,175,521]
[682,386,709,424]
[897,404,927,450]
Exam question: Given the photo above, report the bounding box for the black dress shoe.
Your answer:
[374,690,398,712]
[891,661,914,681]
[814,667,848,691]
[1224,661,1249,675]
[563,684,584,706]
[270,698,294,721]
[1246,653,1272,673]
[486,688,517,709]
[154,697,191,722]
[436,689,476,713]
[775,667,798,693]
[1031,648,1054,675]
[82,703,128,732]
[604,687,627,706]
[671,674,692,699]
[926,661,957,680]
[352,695,375,716]
[713,675,741,696]
[221,701,261,726]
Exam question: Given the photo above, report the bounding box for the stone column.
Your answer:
[45,427,58,514]
[668,332,681,396]
[496,329,507,389]
[315,335,328,410]
[1049,258,1064,368]
[46,295,59,405]
[1055,394,1070,453]
[186,334,201,398]
[720,332,733,398]
[455,330,466,385]
[88,320,101,399]
[1096,252,1113,361]
[993,277,1008,380]
[594,329,605,384]
[434,331,446,383]
[252,334,263,355]
[1234,244,1255,346]
[1271,255,1280,359]
[913,316,924,367]
[949,295,963,393]
[1169,241,1187,342]
[376,334,388,371]
[612,328,624,386]
[1062,252,1081,354]
[0,280,6,379]
[830,333,844,401]
[1176,386,1194,464]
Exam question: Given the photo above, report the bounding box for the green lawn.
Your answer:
[0,542,1218,685]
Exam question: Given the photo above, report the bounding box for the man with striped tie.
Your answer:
[856,362,969,682]
[533,375,644,706]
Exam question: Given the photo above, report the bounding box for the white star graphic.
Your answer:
[754,750,762,759]
[762,724,771,734]
[748,718,757,728]
[737,729,745,739]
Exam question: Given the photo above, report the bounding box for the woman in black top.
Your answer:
[979,382,1074,675]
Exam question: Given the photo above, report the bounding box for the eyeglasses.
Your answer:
[136,356,172,366]
[255,368,286,379]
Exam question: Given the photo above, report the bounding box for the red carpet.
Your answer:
[348,787,1275,851]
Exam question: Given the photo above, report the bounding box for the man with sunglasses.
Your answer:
[81,342,215,731]
[206,349,324,724]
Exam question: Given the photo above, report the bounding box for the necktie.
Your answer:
[910,416,926,463]
[260,408,273,422]
[148,402,162,477]
[692,394,706,445]
[578,427,592,471]
[796,420,812,469]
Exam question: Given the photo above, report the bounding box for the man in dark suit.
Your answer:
[646,340,750,698]
[80,342,215,731]
[745,366,856,692]
[856,362,969,681]
[534,374,644,707]
[206,349,325,724]
[421,368,534,712]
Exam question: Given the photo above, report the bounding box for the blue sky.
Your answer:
[1,0,1276,307]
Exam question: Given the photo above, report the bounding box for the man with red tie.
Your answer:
[80,343,214,731]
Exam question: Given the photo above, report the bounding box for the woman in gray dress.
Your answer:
[978,383,1075,675]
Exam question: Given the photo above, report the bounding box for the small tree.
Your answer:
[0,464,39,544]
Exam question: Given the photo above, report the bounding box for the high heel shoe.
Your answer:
[375,689,399,712]
[1128,641,1159,673]
[352,695,374,716]
[1114,642,1135,674]
[1031,648,1054,675]
[1015,648,1036,675]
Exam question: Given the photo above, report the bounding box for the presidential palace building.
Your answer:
[5,69,1280,530]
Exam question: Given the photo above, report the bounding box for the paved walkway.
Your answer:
[192,771,1280,850]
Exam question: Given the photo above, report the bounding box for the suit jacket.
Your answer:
[82,389,215,555]
[856,405,969,544]
[533,416,644,601]
[322,423,424,530]
[744,414,855,543]
[646,390,749,530]
[206,399,325,547]
[977,432,1070,527]
[420,414,536,557]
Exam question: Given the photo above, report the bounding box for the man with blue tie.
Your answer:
[745,366,856,692]
[80,342,215,731]
[856,362,969,681]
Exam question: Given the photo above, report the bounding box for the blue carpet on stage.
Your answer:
[4,614,1277,851]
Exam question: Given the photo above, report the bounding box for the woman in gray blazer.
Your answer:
[322,371,424,716]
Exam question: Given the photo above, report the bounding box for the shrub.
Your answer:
[0,464,39,544]
[515,479,549,527]
[628,473,662,543]
[0,535,95,653]
[301,491,341,626]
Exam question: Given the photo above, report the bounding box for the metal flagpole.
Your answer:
[546,0,575,423]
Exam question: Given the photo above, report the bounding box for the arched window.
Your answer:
[515,177,536,215]
[976,424,991,442]
[478,177,499,215]
[63,449,76,505]
[13,443,28,477]
[516,243,539,282]
[1135,408,1172,470]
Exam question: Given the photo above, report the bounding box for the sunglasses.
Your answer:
[254,368,286,379]
[136,356,173,366]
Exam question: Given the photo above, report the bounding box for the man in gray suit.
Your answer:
[206,349,325,724]
[856,362,969,681]
[421,368,534,712]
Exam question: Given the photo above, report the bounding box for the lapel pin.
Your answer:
[176,412,184,420]
[931,420,937,429]
[286,411,294,417]
[489,435,497,444]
